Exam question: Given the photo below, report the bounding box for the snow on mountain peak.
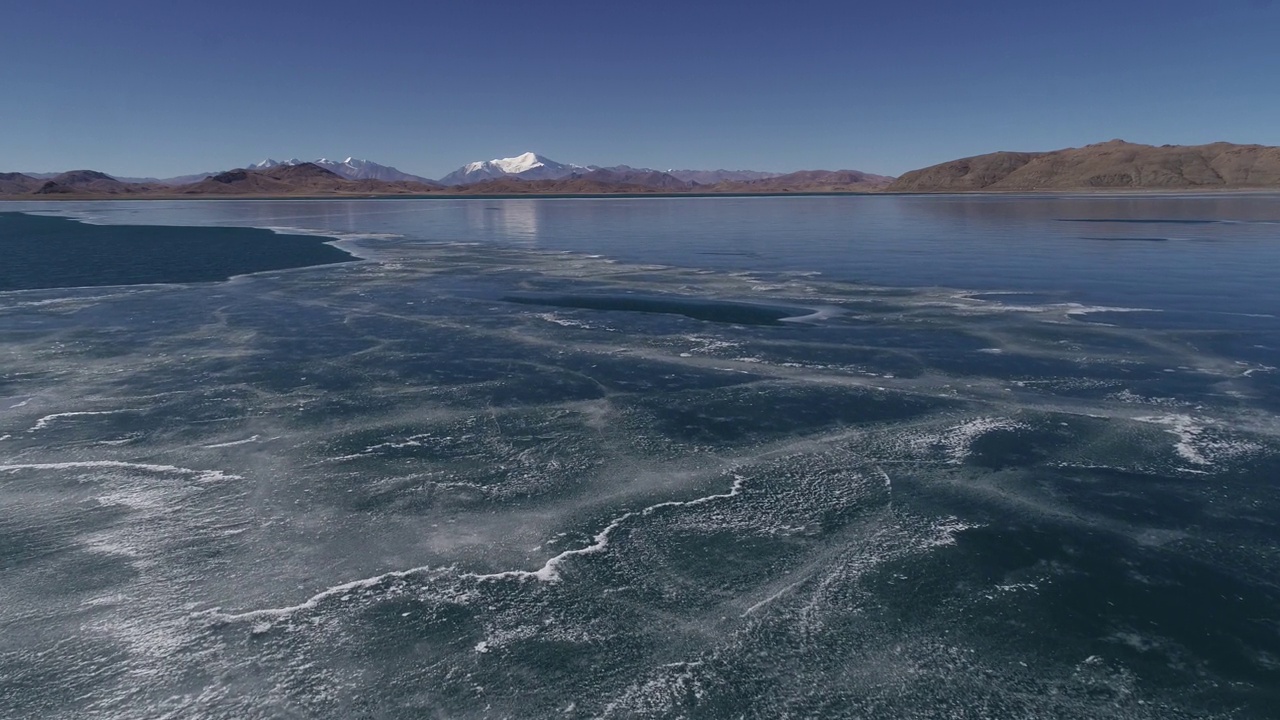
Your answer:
[244,156,430,183]
[493,152,546,174]
[441,152,585,185]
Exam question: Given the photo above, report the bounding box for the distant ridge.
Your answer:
[1,153,893,198]
[710,170,894,193]
[889,140,1280,192]
[583,166,783,184]
[666,169,781,184]
[21,140,1280,197]
[435,152,887,191]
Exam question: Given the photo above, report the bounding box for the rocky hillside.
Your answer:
[0,172,41,194]
[179,164,442,196]
[888,140,1280,192]
[30,170,162,196]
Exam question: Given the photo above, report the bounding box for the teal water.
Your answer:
[0,196,1277,718]
[0,212,353,290]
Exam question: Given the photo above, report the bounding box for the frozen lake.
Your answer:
[1,194,1278,718]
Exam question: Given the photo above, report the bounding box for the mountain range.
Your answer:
[1,151,891,197]
[8,141,1280,199]
[439,152,585,185]
[435,154,787,186]
[12,153,800,190]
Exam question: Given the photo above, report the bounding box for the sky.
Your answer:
[3,0,1279,179]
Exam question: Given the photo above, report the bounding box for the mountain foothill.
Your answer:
[5,141,1280,199]
[887,140,1280,192]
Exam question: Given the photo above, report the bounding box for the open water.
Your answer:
[1,195,1278,718]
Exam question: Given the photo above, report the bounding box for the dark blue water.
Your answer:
[1,196,1277,719]
[0,212,354,290]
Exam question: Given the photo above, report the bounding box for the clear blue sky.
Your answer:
[3,0,1278,179]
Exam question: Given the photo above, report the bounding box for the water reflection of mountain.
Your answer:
[468,199,540,244]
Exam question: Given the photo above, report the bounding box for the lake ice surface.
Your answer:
[1,195,1278,718]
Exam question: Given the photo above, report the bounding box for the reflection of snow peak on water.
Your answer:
[467,199,541,240]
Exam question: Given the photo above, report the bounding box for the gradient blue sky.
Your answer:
[4,0,1278,179]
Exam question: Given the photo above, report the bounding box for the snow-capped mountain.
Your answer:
[438,152,585,186]
[248,157,430,183]
[249,158,302,170]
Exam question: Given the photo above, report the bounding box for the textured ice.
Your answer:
[1,199,1278,719]
[1134,413,1265,469]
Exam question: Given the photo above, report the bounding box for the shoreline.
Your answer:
[0,190,885,201]
[5,187,1280,202]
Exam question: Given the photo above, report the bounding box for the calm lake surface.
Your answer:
[1,195,1278,718]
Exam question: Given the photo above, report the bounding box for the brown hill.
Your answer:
[578,168,693,190]
[181,164,443,196]
[265,162,441,194]
[263,162,343,182]
[32,170,158,195]
[52,170,123,186]
[344,178,443,194]
[889,140,1280,192]
[32,181,81,195]
[0,172,42,194]
[182,169,298,195]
